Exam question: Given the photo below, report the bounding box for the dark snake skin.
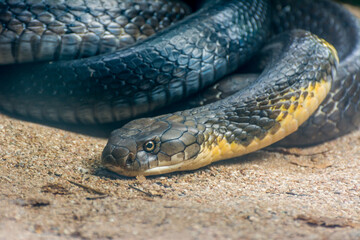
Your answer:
[0,0,359,175]
[0,0,191,64]
[273,0,360,145]
[0,0,270,124]
[173,0,360,146]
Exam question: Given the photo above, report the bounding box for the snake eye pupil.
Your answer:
[144,141,155,152]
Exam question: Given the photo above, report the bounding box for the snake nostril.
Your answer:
[125,152,136,166]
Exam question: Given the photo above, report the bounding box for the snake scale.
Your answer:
[0,0,359,176]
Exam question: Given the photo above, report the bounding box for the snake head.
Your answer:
[101,117,203,176]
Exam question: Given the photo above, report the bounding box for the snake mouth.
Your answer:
[102,160,198,177]
[101,145,187,177]
[101,139,205,177]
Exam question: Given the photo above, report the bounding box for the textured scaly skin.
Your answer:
[171,0,360,146]
[271,0,360,145]
[0,0,270,124]
[102,31,338,176]
[0,0,191,64]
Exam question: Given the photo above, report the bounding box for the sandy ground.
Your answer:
[1,111,360,240]
[1,3,360,240]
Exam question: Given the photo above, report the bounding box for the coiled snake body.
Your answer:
[0,0,359,176]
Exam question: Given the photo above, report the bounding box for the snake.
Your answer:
[0,0,359,176]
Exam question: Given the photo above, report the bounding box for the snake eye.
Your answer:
[144,140,156,152]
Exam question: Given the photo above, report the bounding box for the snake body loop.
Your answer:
[102,0,359,176]
[272,0,360,145]
[164,0,360,146]
[0,0,270,124]
[0,0,359,176]
[0,0,191,64]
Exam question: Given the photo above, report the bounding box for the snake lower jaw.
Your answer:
[103,155,213,177]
